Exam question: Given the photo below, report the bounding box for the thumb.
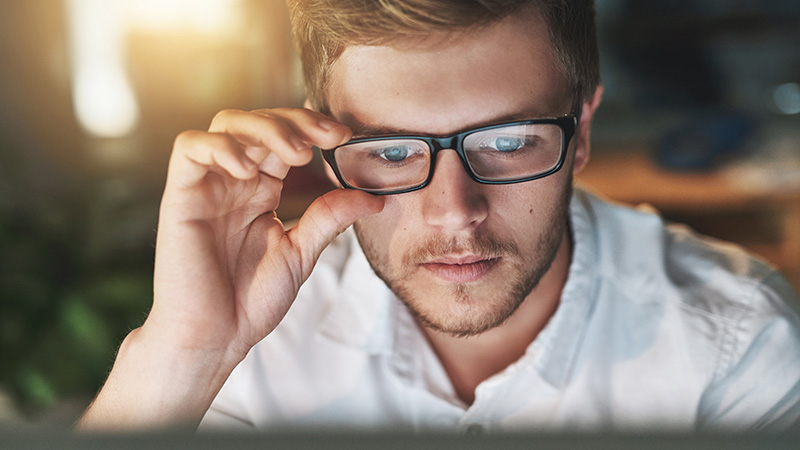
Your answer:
[288,189,384,275]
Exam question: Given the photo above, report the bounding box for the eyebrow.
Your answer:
[347,108,568,139]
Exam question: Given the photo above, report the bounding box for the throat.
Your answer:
[430,336,530,406]
[420,288,561,406]
[419,232,570,406]
[420,227,572,405]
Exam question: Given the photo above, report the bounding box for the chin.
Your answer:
[396,282,527,338]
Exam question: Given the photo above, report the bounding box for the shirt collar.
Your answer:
[317,229,395,353]
[530,188,601,388]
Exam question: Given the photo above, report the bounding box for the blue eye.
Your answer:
[492,137,525,153]
[380,146,410,162]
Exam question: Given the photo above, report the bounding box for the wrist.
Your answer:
[78,325,241,431]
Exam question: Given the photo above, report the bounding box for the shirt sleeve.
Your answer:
[697,271,800,432]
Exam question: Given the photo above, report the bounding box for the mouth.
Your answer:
[419,255,501,283]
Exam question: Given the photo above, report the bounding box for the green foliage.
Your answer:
[0,159,157,415]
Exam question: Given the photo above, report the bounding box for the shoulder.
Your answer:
[572,188,800,429]
[572,188,800,322]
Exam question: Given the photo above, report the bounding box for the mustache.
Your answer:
[402,230,520,267]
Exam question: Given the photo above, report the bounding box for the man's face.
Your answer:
[326,15,584,337]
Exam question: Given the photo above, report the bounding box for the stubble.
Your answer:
[354,183,572,338]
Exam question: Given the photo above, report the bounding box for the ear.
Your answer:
[304,98,315,111]
[572,84,603,175]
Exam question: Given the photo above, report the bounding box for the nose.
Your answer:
[420,150,488,231]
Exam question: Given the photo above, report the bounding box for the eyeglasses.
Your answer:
[321,96,582,195]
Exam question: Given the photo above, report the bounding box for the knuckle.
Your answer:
[259,108,314,131]
[251,108,278,117]
[248,110,288,135]
[257,121,295,148]
[173,130,242,164]
[317,195,346,232]
[260,107,297,118]
[210,108,245,127]
[211,132,239,149]
[173,129,202,150]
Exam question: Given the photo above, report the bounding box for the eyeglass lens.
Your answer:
[334,122,564,192]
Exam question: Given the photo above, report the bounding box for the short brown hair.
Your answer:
[287,0,599,112]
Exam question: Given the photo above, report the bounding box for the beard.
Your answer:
[354,183,572,338]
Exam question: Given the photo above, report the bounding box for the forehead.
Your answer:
[326,14,570,136]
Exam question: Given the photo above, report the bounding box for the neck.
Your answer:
[420,229,572,406]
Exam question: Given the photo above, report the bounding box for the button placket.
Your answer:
[464,423,485,435]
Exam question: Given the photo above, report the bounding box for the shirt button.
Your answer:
[465,424,485,435]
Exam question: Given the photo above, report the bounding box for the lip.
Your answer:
[420,256,500,283]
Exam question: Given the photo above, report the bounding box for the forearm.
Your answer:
[77,326,239,431]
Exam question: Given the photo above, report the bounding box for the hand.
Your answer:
[79,108,384,429]
[149,108,382,359]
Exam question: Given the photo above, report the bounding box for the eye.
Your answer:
[378,145,411,162]
[488,136,527,153]
[493,137,525,153]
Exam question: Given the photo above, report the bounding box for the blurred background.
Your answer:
[0,0,798,428]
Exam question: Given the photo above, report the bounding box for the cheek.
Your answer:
[355,196,413,258]
[487,174,571,235]
[491,181,558,215]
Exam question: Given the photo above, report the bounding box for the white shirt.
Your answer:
[201,188,800,433]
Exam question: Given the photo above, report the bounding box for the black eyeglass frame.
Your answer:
[321,95,583,195]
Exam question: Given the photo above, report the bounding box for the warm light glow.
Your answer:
[72,64,140,138]
[65,0,244,138]
[66,0,139,138]
[122,0,242,34]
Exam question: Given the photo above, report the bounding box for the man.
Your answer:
[79,0,800,432]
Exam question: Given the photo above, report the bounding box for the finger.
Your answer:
[169,130,258,189]
[257,151,292,180]
[208,109,350,169]
[288,189,385,276]
[257,108,352,150]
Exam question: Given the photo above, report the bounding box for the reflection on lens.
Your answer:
[335,139,431,192]
[463,123,562,181]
